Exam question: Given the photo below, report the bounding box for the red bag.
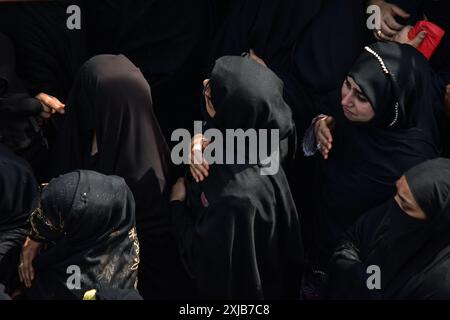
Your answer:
[408,20,445,60]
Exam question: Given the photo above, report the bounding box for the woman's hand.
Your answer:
[19,237,42,288]
[370,0,410,39]
[170,178,187,202]
[249,49,267,67]
[36,93,65,119]
[314,116,335,160]
[189,134,210,183]
[392,25,426,48]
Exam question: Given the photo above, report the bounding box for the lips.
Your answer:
[342,106,355,116]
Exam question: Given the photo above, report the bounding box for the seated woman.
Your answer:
[50,54,188,299]
[304,41,441,268]
[19,170,139,300]
[0,144,39,297]
[327,158,450,300]
[170,56,304,300]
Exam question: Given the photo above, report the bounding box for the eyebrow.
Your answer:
[347,77,365,95]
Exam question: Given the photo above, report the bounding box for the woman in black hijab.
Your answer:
[170,56,304,300]
[305,41,441,269]
[21,170,139,300]
[327,158,450,300]
[0,144,39,296]
[51,54,188,299]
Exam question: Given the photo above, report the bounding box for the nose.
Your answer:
[341,90,353,108]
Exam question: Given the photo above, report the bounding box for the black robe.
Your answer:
[311,42,441,268]
[327,158,450,300]
[0,144,39,294]
[171,56,304,299]
[0,1,86,102]
[51,54,190,299]
[27,170,139,300]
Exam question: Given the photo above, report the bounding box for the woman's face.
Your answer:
[203,79,216,118]
[341,76,375,122]
[394,175,427,220]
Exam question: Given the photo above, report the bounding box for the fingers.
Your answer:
[37,93,65,116]
[190,164,208,183]
[190,135,210,183]
[408,31,426,48]
[385,14,404,32]
[315,118,334,160]
[20,252,34,288]
[40,104,52,119]
[381,20,397,38]
[391,4,410,19]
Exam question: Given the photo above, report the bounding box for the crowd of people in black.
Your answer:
[0,0,449,300]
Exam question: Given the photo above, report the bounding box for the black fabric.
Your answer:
[327,158,450,300]
[51,54,189,299]
[84,0,209,141]
[210,0,322,68]
[172,56,304,300]
[93,287,143,301]
[0,144,39,294]
[1,1,86,102]
[0,32,48,179]
[0,284,11,301]
[314,42,441,268]
[27,170,139,300]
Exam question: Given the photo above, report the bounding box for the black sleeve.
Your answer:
[171,197,258,299]
[326,212,381,300]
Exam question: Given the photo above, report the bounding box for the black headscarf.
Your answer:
[52,54,170,204]
[314,42,441,267]
[0,144,39,293]
[173,56,303,299]
[348,42,438,130]
[27,170,139,300]
[327,158,450,299]
[208,56,296,166]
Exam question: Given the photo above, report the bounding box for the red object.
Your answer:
[408,20,445,60]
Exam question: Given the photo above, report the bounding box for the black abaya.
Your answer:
[0,1,86,102]
[0,144,39,294]
[310,42,441,268]
[327,158,450,300]
[171,56,304,300]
